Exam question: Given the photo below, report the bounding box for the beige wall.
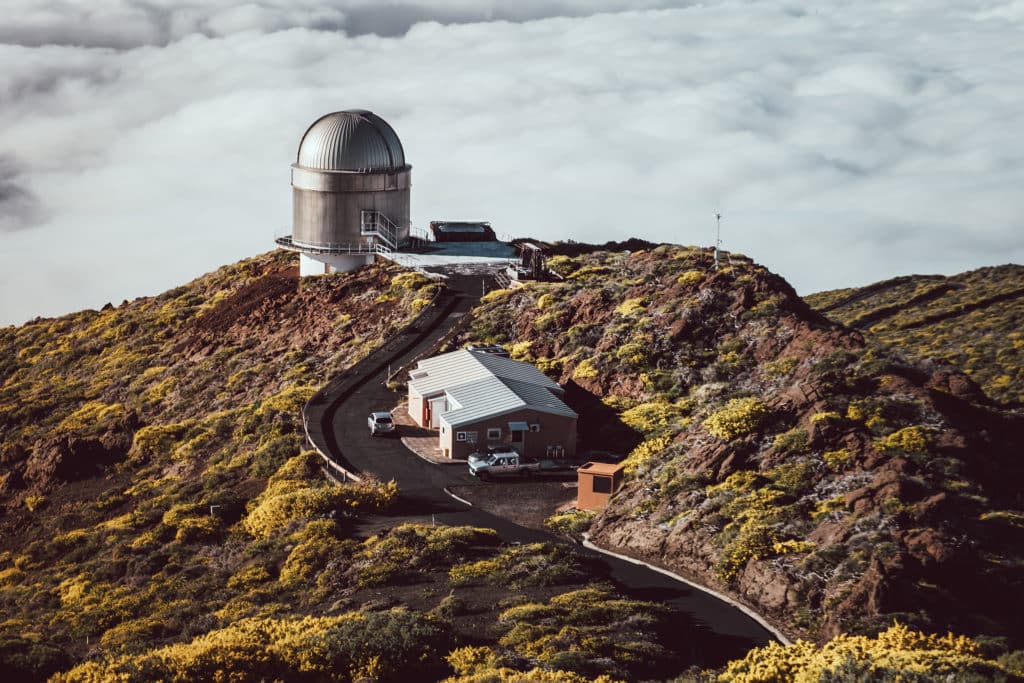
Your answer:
[408,389,426,428]
[440,408,577,460]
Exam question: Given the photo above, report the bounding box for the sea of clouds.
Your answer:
[1,0,1022,325]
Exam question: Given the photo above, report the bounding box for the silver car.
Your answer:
[368,412,395,436]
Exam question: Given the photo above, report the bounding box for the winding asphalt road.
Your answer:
[306,266,779,669]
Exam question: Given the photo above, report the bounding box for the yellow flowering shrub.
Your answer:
[706,470,763,497]
[536,293,557,310]
[677,270,705,287]
[615,342,648,366]
[254,384,316,418]
[227,564,273,591]
[772,428,808,455]
[131,420,197,462]
[717,517,779,580]
[390,271,430,291]
[621,436,673,476]
[449,543,584,588]
[244,478,396,539]
[620,400,688,436]
[717,623,1012,682]
[173,515,221,543]
[354,524,498,587]
[772,539,815,555]
[762,356,799,378]
[811,496,847,523]
[544,509,596,539]
[55,610,453,683]
[571,358,600,380]
[823,448,852,472]
[56,401,126,433]
[704,398,771,440]
[24,495,46,512]
[615,297,648,316]
[508,341,533,360]
[485,587,671,681]
[544,255,577,278]
[875,425,932,456]
[279,521,347,586]
[481,288,513,304]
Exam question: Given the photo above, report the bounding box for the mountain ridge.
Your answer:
[805,264,1024,406]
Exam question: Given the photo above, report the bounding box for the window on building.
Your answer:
[456,432,467,442]
[592,476,613,494]
[529,424,541,432]
[487,428,501,440]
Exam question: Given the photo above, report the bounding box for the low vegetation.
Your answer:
[459,243,1024,653]
[709,623,1023,683]
[805,264,1024,405]
[0,252,444,679]
[0,250,697,681]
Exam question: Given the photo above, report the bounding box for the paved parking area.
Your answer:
[390,404,465,465]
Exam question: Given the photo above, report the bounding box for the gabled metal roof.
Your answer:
[408,349,576,428]
[409,349,562,398]
[440,376,577,428]
[296,110,406,172]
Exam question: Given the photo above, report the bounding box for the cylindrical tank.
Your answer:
[281,110,411,272]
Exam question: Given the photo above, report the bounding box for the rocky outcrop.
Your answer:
[465,244,1024,645]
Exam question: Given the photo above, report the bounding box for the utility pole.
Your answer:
[714,210,723,271]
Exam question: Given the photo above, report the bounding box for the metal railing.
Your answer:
[360,210,401,251]
[409,224,433,242]
[275,235,388,256]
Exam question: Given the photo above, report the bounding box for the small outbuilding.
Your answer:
[576,462,625,510]
[429,221,496,242]
[407,349,577,460]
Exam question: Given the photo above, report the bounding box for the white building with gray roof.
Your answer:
[407,349,578,460]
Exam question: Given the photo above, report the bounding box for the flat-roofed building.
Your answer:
[407,349,577,460]
[429,221,496,242]
[576,462,625,510]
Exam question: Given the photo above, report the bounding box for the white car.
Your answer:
[468,449,539,479]
[368,412,395,436]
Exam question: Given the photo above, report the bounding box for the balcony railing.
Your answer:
[274,235,390,256]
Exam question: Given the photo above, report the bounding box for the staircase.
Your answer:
[360,210,402,252]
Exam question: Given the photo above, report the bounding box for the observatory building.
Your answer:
[276,110,411,275]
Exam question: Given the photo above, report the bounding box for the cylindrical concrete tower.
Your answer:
[276,110,411,275]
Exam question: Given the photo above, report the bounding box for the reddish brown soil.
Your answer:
[448,481,578,531]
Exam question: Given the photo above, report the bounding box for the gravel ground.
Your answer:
[448,479,578,531]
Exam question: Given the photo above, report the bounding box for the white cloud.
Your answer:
[1,0,1022,325]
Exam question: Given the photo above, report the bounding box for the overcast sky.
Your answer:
[1,0,1022,326]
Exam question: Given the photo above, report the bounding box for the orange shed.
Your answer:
[576,462,625,511]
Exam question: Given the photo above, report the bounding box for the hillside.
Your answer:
[457,245,1024,649]
[2,246,1023,682]
[804,264,1024,406]
[0,252,692,682]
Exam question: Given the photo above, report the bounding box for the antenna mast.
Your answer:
[714,210,723,271]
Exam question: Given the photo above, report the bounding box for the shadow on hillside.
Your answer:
[564,380,644,458]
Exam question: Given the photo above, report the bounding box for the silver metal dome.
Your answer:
[295,110,406,172]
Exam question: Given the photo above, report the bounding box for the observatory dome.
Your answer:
[295,110,406,172]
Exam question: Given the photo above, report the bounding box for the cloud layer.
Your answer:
[1,1,1022,325]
